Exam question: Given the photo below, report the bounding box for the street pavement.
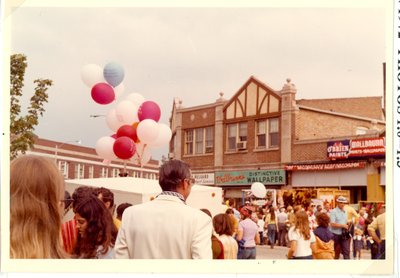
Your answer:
[255,244,372,260]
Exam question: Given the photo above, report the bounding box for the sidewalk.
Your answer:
[255,244,372,260]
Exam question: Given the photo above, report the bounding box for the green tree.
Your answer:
[10,54,53,159]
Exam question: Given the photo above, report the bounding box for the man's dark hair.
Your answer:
[159,159,191,192]
[116,203,132,220]
[93,187,114,208]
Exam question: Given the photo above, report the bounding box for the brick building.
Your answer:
[169,76,385,205]
[27,137,160,180]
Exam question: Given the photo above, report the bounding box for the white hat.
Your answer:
[336,196,348,203]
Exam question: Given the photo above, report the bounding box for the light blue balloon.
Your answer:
[103,62,125,87]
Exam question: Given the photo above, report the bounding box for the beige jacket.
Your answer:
[114,194,213,259]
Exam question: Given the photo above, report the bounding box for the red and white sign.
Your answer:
[285,161,366,171]
[348,137,385,157]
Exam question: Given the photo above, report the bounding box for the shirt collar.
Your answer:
[157,191,186,204]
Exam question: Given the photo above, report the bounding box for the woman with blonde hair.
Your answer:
[287,211,316,260]
[10,155,67,258]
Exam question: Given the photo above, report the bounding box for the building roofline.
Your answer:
[298,105,385,124]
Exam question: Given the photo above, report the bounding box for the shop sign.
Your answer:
[349,137,385,157]
[285,161,366,171]
[327,140,350,159]
[215,170,285,186]
[193,173,215,185]
[327,137,385,160]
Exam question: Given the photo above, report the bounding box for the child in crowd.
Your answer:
[353,227,364,259]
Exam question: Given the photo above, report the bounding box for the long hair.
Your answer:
[269,207,276,221]
[294,211,311,240]
[213,213,234,236]
[73,195,117,258]
[10,155,66,258]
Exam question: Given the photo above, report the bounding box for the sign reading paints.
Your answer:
[327,137,385,160]
[215,170,285,186]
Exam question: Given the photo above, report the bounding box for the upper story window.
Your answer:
[88,165,94,179]
[58,161,69,179]
[356,126,368,135]
[74,163,85,179]
[227,122,248,151]
[101,167,108,178]
[112,168,120,177]
[184,127,214,155]
[256,118,279,148]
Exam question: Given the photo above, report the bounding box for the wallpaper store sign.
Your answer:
[327,137,385,160]
[215,170,286,186]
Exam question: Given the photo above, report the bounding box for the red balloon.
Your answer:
[91,83,115,105]
[138,101,161,122]
[113,136,136,159]
[116,125,139,143]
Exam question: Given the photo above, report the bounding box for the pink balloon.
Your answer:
[91,83,115,105]
[111,134,117,139]
[138,101,161,122]
[113,136,136,160]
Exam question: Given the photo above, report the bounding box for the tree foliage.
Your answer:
[10,54,53,159]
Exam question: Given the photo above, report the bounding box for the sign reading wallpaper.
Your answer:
[215,170,285,186]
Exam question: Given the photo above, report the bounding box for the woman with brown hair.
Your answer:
[313,212,335,259]
[73,195,118,259]
[287,211,316,259]
[213,213,238,259]
[10,155,67,258]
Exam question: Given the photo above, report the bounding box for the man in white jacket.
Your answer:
[114,159,212,259]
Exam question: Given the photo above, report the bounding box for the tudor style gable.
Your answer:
[223,76,281,121]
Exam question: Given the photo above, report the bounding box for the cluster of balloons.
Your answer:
[251,182,267,198]
[81,62,172,166]
[81,62,125,105]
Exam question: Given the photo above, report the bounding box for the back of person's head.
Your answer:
[73,195,117,258]
[213,213,234,236]
[316,212,330,228]
[239,206,252,219]
[64,190,73,215]
[200,208,212,218]
[93,187,114,208]
[72,186,94,210]
[225,208,234,214]
[10,155,66,258]
[228,198,235,207]
[116,203,133,220]
[294,210,311,240]
[159,159,191,191]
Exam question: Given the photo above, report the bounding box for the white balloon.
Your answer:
[126,93,146,107]
[140,147,152,165]
[251,182,267,198]
[131,142,152,165]
[114,83,125,100]
[147,123,172,148]
[136,119,159,144]
[95,136,117,160]
[116,100,139,125]
[81,64,105,88]
[106,109,124,132]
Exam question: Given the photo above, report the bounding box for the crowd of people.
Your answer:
[10,155,386,260]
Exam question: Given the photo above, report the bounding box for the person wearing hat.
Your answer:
[329,196,351,259]
[236,205,260,259]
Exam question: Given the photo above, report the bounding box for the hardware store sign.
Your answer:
[215,170,285,186]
